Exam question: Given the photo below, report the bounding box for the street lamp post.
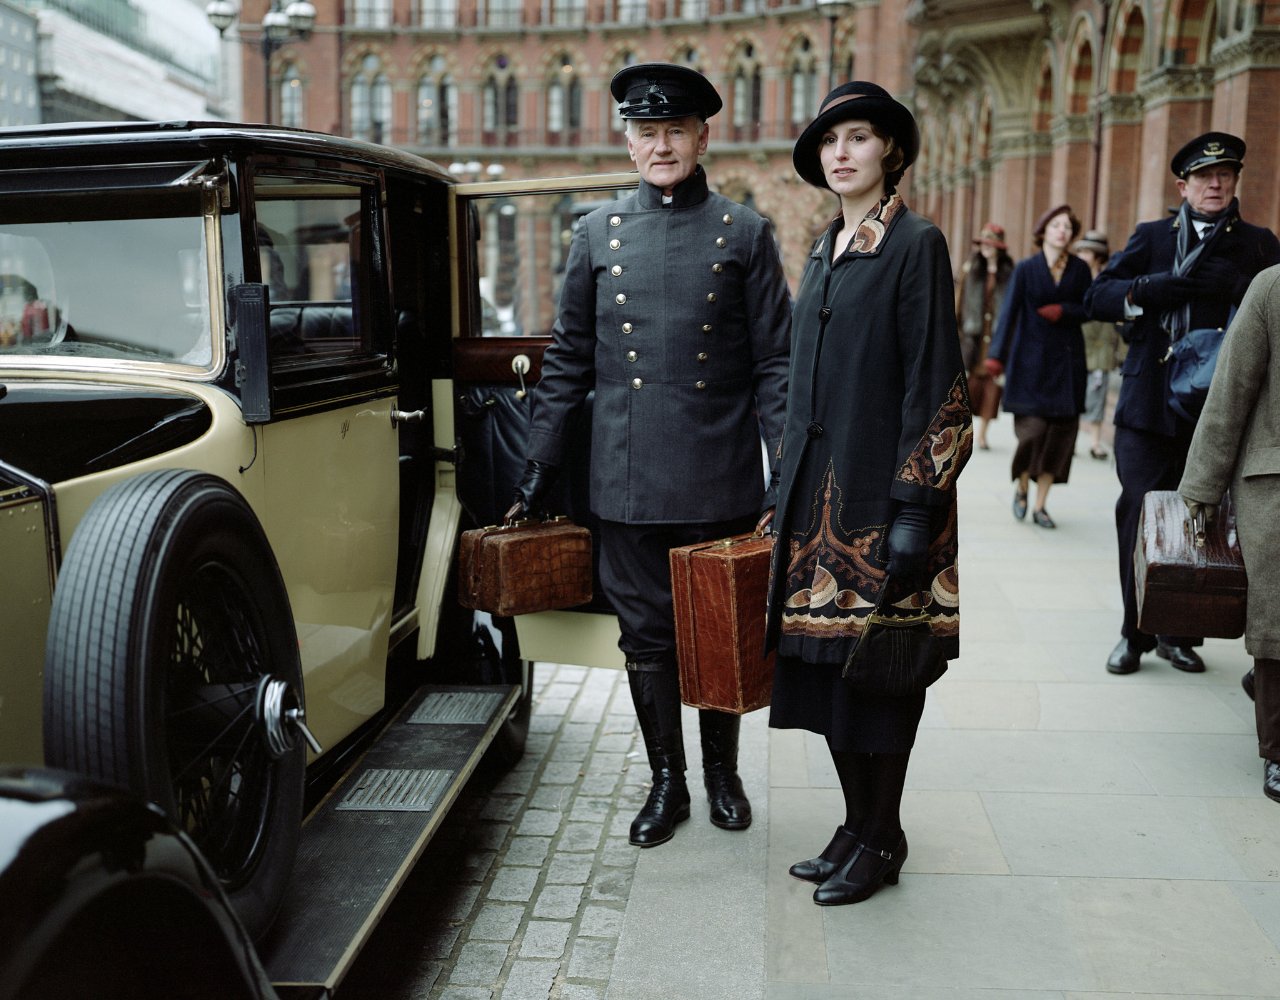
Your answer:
[207,1,317,124]
[816,0,853,93]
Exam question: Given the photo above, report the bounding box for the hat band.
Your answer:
[818,92,868,116]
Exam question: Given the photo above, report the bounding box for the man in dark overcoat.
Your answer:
[508,64,791,847]
[1084,132,1280,675]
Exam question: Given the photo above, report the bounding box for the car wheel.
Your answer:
[43,469,306,941]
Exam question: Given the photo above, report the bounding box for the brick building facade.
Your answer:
[229,0,1280,283]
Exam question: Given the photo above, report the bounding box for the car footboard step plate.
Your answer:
[262,683,518,994]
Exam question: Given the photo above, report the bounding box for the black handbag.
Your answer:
[841,582,948,697]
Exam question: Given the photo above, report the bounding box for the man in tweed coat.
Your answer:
[508,63,791,847]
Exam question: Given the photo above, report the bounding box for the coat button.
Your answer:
[706,292,716,303]
[716,237,727,248]
[696,380,707,389]
[722,214,733,225]
[702,324,712,332]
[626,350,637,362]
[712,263,723,273]
[697,352,708,361]
[612,265,623,276]
[807,422,823,438]
[609,239,621,250]
[616,293,627,304]
[622,322,633,334]
[610,216,621,227]
[632,377,643,389]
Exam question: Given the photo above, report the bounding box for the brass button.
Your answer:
[716,237,727,248]
[626,350,637,362]
[695,380,707,389]
[609,238,621,250]
[702,324,712,332]
[616,293,627,305]
[632,377,643,389]
[622,322,633,334]
[610,216,622,227]
[697,352,708,362]
[722,214,733,225]
[706,292,716,303]
[611,265,623,276]
[712,263,723,273]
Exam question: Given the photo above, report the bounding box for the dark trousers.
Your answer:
[597,516,757,664]
[1113,424,1202,650]
[1257,659,1280,761]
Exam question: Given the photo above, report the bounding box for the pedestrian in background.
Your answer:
[766,82,971,907]
[1085,131,1280,676]
[985,204,1091,529]
[1179,264,1280,804]
[1074,229,1120,461]
[956,222,1013,451]
[509,64,791,847]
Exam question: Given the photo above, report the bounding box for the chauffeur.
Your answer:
[508,63,791,847]
[1085,132,1280,676]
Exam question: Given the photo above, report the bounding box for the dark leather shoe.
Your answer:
[629,768,691,847]
[1032,509,1056,529]
[813,832,907,906]
[704,766,752,830]
[1155,642,1205,673]
[789,826,858,884]
[1265,761,1280,804]
[1243,667,1256,701]
[1012,489,1028,520]
[1106,638,1140,675]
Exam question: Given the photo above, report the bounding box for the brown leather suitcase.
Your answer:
[458,517,592,617]
[670,532,775,714]
[1134,490,1247,639]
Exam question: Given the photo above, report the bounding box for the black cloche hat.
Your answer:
[792,81,920,191]
[610,63,723,121]
[1170,131,1245,178]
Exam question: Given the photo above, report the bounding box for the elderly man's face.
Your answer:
[626,116,709,195]
[1177,164,1239,216]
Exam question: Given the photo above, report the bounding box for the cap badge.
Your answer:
[1204,140,1224,155]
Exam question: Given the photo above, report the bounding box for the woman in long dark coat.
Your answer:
[956,222,1014,450]
[985,205,1091,528]
[765,82,972,906]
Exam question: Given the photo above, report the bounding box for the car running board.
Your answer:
[260,683,519,997]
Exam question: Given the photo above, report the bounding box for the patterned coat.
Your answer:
[764,196,973,664]
[528,167,791,524]
[1179,264,1280,659]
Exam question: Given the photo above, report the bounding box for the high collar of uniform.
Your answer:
[635,166,710,209]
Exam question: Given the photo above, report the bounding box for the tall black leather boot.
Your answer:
[627,662,690,847]
[699,709,752,830]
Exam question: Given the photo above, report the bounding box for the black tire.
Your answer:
[44,469,305,940]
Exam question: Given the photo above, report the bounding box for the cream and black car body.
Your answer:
[0,121,632,995]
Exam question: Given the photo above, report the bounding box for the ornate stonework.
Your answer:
[1137,66,1215,109]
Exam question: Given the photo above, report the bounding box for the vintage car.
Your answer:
[0,767,276,1000]
[0,121,632,992]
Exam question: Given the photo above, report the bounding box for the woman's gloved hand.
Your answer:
[1036,303,1064,323]
[504,459,559,524]
[983,357,1004,378]
[886,503,932,588]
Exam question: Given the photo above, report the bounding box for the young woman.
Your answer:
[1073,229,1118,460]
[765,82,972,906]
[956,223,1015,450]
[985,205,1091,528]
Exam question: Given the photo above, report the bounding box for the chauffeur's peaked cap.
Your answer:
[1171,131,1246,178]
[610,63,723,121]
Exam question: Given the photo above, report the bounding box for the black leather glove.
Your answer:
[886,503,931,588]
[1130,271,1197,310]
[504,459,559,524]
[761,463,781,517]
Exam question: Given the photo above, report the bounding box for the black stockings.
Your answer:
[828,741,911,849]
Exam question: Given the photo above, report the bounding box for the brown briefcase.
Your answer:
[1134,490,1247,639]
[458,517,592,617]
[670,532,776,714]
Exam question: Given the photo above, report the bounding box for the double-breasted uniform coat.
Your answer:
[1180,266,1280,753]
[764,196,972,669]
[1085,207,1280,647]
[528,167,790,526]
